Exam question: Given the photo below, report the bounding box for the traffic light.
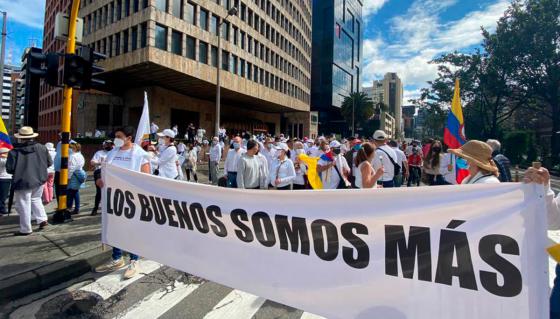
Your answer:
[26,48,60,87]
[63,46,106,90]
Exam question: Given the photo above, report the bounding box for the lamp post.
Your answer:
[215,6,238,137]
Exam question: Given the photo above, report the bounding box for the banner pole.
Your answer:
[56,0,80,218]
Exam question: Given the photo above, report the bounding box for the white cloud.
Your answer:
[362,0,510,100]
[0,0,45,29]
[363,0,390,17]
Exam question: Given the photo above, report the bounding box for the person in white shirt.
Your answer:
[67,142,86,215]
[372,130,398,188]
[354,143,384,189]
[152,129,179,179]
[209,137,222,185]
[270,143,296,190]
[184,143,199,182]
[95,127,150,279]
[176,142,186,156]
[43,142,56,205]
[388,140,408,187]
[0,148,11,215]
[90,140,114,215]
[317,141,350,189]
[292,142,308,190]
[440,150,458,185]
[259,137,276,187]
[448,140,500,184]
[150,122,159,141]
[224,136,246,188]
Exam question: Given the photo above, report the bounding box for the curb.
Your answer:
[0,246,112,304]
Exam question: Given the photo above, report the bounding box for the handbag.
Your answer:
[333,163,349,189]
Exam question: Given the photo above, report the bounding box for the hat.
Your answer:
[329,140,341,148]
[15,126,38,139]
[0,147,10,154]
[373,130,387,141]
[306,139,314,144]
[45,142,55,151]
[274,143,289,151]
[157,129,176,138]
[449,140,498,173]
[103,140,114,145]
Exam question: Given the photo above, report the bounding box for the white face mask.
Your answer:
[113,138,125,148]
[158,138,165,145]
[296,149,304,155]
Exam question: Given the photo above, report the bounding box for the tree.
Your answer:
[341,92,374,135]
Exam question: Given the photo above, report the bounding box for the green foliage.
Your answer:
[503,131,531,165]
[341,92,374,133]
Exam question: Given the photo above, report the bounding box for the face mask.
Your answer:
[158,138,165,145]
[104,146,112,151]
[432,147,441,153]
[233,143,240,150]
[113,138,125,148]
[457,158,469,169]
[267,144,273,149]
[333,148,341,155]
[212,141,217,145]
[353,144,361,151]
[296,149,304,155]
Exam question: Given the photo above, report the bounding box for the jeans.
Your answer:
[0,179,10,214]
[552,264,560,319]
[66,189,80,212]
[185,168,198,182]
[407,166,421,187]
[227,172,238,188]
[378,180,394,188]
[427,174,446,186]
[112,247,139,261]
[393,174,403,187]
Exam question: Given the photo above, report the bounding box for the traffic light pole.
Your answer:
[56,0,80,217]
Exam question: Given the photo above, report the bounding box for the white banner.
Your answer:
[102,164,549,319]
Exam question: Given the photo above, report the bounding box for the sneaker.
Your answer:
[13,231,32,236]
[123,260,139,279]
[90,207,99,216]
[94,258,125,273]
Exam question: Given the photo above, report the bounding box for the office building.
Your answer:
[1,65,17,125]
[10,70,25,133]
[311,0,363,136]
[382,72,403,138]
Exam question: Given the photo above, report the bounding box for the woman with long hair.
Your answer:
[354,143,384,189]
[423,140,445,185]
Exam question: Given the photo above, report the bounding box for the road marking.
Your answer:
[114,281,200,319]
[300,312,327,319]
[203,290,266,319]
[80,260,162,299]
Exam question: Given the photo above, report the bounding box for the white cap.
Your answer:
[45,142,55,150]
[274,143,289,151]
[373,130,387,141]
[329,140,341,148]
[306,139,314,144]
[157,129,176,138]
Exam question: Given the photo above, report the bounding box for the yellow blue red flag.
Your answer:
[0,117,12,149]
[297,154,323,189]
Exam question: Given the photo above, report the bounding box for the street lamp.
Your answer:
[215,6,238,137]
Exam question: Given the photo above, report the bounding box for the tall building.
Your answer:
[364,84,395,138]
[1,64,17,125]
[382,72,403,138]
[311,0,363,136]
[39,0,313,141]
[10,69,25,133]
[402,104,415,138]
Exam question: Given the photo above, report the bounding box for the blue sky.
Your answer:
[362,0,511,101]
[2,0,510,101]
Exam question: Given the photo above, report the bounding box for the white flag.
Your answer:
[134,91,150,145]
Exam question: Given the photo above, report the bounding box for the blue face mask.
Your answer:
[353,144,362,151]
[233,143,240,150]
[456,157,469,169]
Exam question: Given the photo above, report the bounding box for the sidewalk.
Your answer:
[0,163,214,304]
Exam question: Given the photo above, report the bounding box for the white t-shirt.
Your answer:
[440,153,457,185]
[107,144,150,172]
[372,144,397,181]
[92,150,109,170]
[318,155,350,189]
[391,147,406,168]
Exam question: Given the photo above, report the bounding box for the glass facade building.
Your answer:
[311,0,363,136]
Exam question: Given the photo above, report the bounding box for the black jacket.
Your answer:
[6,141,53,190]
[492,152,512,183]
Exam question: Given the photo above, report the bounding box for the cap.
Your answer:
[157,129,176,138]
[45,142,55,150]
[103,140,114,145]
[373,130,387,141]
[274,143,289,151]
[329,140,341,148]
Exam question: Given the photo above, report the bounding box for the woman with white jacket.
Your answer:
[152,129,179,179]
[448,140,500,184]
[270,143,296,190]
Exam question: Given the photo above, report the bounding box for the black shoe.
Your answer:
[38,221,49,231]
[90,207,99,216]
[71,209,80,215]
[13,231,32,236]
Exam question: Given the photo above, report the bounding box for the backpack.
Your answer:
[377,148,401,176]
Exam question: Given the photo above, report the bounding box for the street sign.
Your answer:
[54,13,83,43]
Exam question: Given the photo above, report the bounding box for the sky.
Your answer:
[362,0,511,102]
[1,0,511,102]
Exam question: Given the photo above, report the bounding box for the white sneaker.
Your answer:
[94,258,125,273]
[123,260,139,279]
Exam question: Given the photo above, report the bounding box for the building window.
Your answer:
[171,30,182,55]
[186,36,196,59]
[240,3,246,21]
[211,15,219,35]
[115,32,121,55]
[211,46,218,67]
[221,50,229,70]
[221,21,229,40]
[125,0,130,17]
[199,41,208,64]
[97,104,110,126]
[230,55,237,73]
[200,9,209,30]
[232,26,238,45]
[239,59,245,77]
[116,0,122,20]
[155,24,167,50]
[220,0,229,8]
[133,0,139,12]
[247,62,252,79]
[172,0,182,18]
[345,9,354,32]
[156,0,167,11]
[113,105,124,125]
[131,27,138,50]
[123,29,129,53]
[185,2,196,24]
[108,35,113,57]
[140,23,147,48]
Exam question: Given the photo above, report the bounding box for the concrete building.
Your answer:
[402,104,415,138]
[382,72,403,138]
[1,65,17,125]
[364,83,394,137]
[9,70,25,133]
[39,0,312,141]
[311,0,363,136]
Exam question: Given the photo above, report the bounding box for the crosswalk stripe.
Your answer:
[299,312,327,319]
[114,281,200,319]
[203,290,266,319]
[158,281,233,319]
[79,260,162,299]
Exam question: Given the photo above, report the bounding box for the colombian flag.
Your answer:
[0,117,12,150]
[444,79,468,183]
[297,154,323,189]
